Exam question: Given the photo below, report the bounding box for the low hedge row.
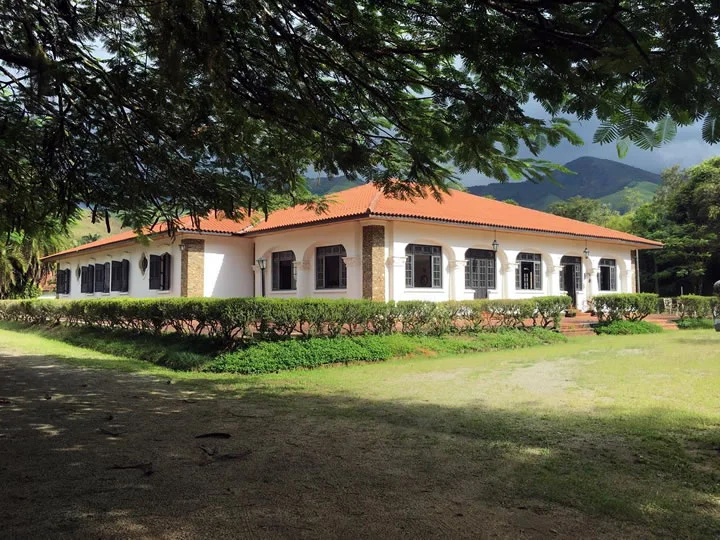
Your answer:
[206,328,568,374]
[590,293,659,323]
[0,296,572,344]
[675,295,720,320]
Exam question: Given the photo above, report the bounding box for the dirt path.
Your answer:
[0,349,645,539]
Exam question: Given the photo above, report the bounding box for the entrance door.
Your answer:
[560,255,582,307]
[563,264,577,306]
[465,249,496,299]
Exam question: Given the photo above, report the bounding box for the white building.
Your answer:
[45,184,661,309]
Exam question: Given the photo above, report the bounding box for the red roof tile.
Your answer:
[44,214,253,262]
[46,183,661,261]
[249,183,662,247]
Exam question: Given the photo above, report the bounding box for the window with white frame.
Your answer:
[316,245,347,289]
[272,251,296,291]
[515,252,542,290]
[598,258,617,291]
[405,244,442,288]
[465,249,496,290]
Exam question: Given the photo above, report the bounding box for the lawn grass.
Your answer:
[0,327,719,535]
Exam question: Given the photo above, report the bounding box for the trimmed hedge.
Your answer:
[0,296,572,345]
[206,329,568,374]
[591,293,659,323]
[676,295,720,320]
[594,320,663,335]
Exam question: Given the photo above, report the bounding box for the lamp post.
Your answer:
[492,239,499,252]
[257,257,267,297]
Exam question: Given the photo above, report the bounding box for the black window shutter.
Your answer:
[111,261,121,291]
[149,255,161,290]
[161,253,172,291]
[88,264,95,293]
[94,263,104,293]
[121,259,130,292]
[64,269,71,294]
[103,262,111,293]
[57,269,64,295]
[80,266,87,293]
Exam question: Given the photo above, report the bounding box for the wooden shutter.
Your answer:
[149,255,161,289]
[80,266,87,293]
[88,264,95,293]
[103,262,111,293]
[161,253,172,291]
[121,259,130,292]
[56,269,64,295]
[64,269,71,294]
[111,261,121,291]
[94,263,104,292]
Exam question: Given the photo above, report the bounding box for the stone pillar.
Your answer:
[342,256,362,298]
[546,264,560,296]
[362,225,386,301]
[450,259,468,300]
[180,239,204,297]
[293,259,310,297]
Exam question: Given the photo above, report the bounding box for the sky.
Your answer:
[457,102,719,187]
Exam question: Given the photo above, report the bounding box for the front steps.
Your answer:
[559,312,679,336]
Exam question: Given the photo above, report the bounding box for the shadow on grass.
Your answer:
[0,349,718,538]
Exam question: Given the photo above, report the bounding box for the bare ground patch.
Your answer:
[0,350,669,538]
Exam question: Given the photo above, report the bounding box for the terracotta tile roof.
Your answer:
[46,183,661,261]
[43,214,253,262]
[249,183,662,247]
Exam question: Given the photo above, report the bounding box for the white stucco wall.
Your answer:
[251,221,364,299]
[52,219,639,307]
[201,235,254,298]
[55,237,181,300]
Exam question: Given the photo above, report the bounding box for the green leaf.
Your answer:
[702,113,720,144]
[654,115,677,145]
[616,138,629,158]
[593,123,619,145]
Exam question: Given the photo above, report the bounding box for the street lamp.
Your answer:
[583,247,590,259]
[492,239,499,252]
[257,257,267,297]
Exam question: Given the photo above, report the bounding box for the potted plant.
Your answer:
[565,307,578,318]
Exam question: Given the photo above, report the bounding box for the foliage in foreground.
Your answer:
[0,296,572,345]
[594,320,663,335]
[206,329,567,374]
[676,318,716,330]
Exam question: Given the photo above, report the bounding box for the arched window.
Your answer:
[405,244,442,288]
[515,252,542,290]
[465,249,495,298]
[316,245,347,289]
[598,258,617,291]
[272,251,296,291]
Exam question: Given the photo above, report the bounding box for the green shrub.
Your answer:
[676,318,715,330]
[676,295,720,320]
[0,295,572,343]
[594,320,663,335]
[205,328,567,374]
[591,293,659,322]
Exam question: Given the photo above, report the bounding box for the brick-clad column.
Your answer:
[362,225,386,301]
[180,239,205,297]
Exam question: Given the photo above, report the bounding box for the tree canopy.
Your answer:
[2,0,720,234]
[547,196,617,225]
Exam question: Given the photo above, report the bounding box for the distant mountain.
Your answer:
[466,157,662,212]
[305,175,359,196]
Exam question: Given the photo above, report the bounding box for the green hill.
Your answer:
[70,210,130,246]
[467,157,661,212]
[305,175,359,196]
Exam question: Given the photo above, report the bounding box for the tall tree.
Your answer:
[1,0,720,234]
[547,196,617,225]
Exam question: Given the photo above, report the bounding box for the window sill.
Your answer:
[404,288,445,293]
[313,289,347,293]
[156,290,172,295]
